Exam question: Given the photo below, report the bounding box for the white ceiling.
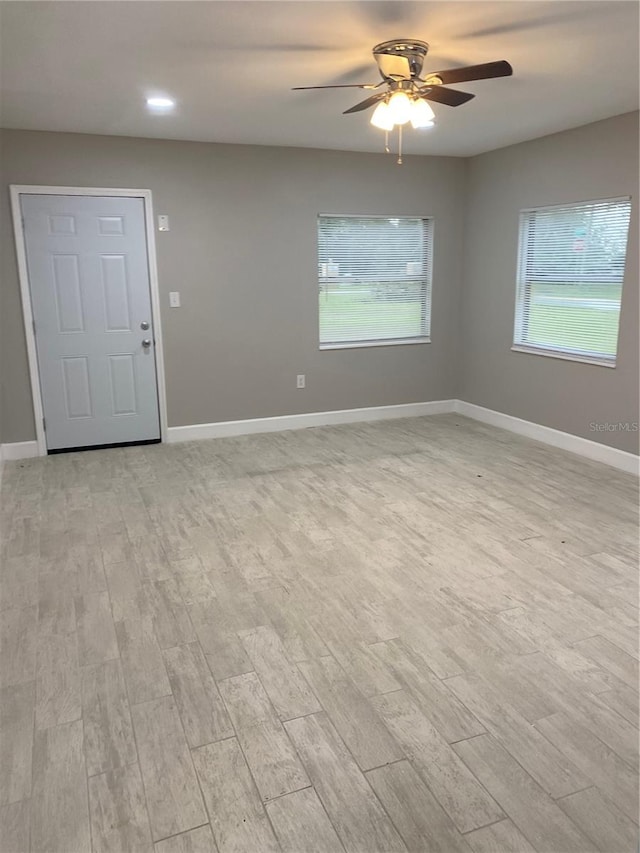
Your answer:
[1,1,638,157]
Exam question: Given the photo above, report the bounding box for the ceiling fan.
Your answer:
[293,39,513,161]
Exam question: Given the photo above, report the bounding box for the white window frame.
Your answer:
[318,213,434,350]
[512,196,630,369]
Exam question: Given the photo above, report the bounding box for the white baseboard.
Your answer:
[167,399,638,474]
[167,400,456,443]
[0,440,40,462]
[1,401,636,477]
[454,400,639,476]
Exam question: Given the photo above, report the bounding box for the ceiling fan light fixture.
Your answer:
[410,98,435,128]
[387,91,412,125]
[292,39,512,163]
[370,100,394,130]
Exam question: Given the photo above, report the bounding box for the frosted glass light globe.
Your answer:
[387,91,413,125]
[410,98,435,128]
[370,100,394,130]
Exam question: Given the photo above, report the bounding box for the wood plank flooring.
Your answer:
[0,414,638,852]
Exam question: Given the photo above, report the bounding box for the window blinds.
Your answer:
[318,215,433,348]
[513,198,631,365]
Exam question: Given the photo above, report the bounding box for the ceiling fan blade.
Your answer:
[427,60,513,85]
[292,83,378,90]
[418,86,475,107]
[343,92,388,114]
[459,9,578,39]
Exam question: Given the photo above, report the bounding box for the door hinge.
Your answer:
[32,319,36,336]
[42,417,46,432]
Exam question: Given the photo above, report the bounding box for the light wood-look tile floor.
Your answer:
[1,414,638,853]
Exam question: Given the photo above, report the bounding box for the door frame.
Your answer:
[10,185,169,456]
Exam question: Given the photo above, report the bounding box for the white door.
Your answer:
[21,194,160,451]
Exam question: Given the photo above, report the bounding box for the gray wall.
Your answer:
[461,111,639,453]
[0,130,466,443]
[1,114,638,454]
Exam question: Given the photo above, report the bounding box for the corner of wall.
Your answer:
[453,154,473,401]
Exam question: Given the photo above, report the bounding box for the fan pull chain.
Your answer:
[384,130,390,154]
[397,124,403,165]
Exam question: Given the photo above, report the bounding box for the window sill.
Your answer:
[511,344,616,368]
[320,337,431,351]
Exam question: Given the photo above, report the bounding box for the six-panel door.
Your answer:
[21,194,161,450]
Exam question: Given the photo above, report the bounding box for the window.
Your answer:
[513,197,631,366]
[318,215,433,349]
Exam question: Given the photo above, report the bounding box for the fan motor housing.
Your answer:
[373,39,430,80]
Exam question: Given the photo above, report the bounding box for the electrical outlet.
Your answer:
[169,291,181,308]
[296,374,306,389]
[158,214,170,231]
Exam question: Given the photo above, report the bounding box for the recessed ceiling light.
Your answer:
[146,96,175,111]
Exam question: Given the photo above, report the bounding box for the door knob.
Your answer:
[140,320,150,330]
[142,339,152,348]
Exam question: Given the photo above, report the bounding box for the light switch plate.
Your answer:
[158,214,170,231]
[169,291,181,308]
